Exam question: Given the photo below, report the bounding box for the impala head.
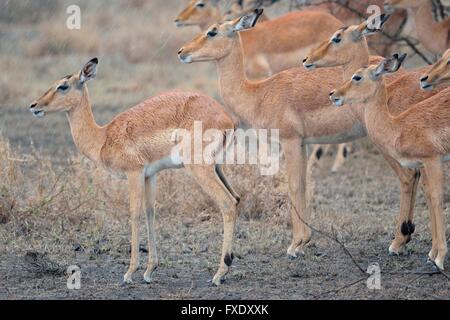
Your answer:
[384,0,423,13]
[178,8,264,63]
[420,49,450,90]
[174,0,221,28]
[303,14,390,70]
[29,58,98,118]
[330,53,407,107]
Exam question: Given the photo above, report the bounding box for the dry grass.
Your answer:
[24,22,101,58]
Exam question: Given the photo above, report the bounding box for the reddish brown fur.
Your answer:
[176,1,343,78]
[29,60,240,286]
[179,11,372,258]
[385,0,450,55]
[331,60,450,269]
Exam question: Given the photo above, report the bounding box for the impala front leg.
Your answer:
[422,159,447,270]
[143,175,159,283]
[123,171,145,284]
[282,138,311,259]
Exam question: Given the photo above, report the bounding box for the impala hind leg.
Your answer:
[331,143,352,173]
[123,170,145,284]
[422,159,447,270]
[143,174,159,283]
[387,158,420,255]
[282,138,311,259]
[185,165,239,286]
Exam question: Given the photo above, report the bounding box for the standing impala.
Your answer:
[179,9,378,259]
[331,54,449,270]
[304,15,449,254]
[29,58,241,286]
[175,0,343,79]
[384,0,450,56]
[421,49,450,89]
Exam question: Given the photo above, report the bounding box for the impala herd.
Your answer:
[27,1,449,286]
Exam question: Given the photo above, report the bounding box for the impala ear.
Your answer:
[79,58,98,85]
[371,53,406,79]
[361,14,390,37]
[234,8,264,31]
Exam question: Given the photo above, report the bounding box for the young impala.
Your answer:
[29,58,241,286]
[304,15,449,254]
[178,9,382,259]
[175,0,343,79]
[331,54,449,270]
[384,0,450,57]
[421,49,450,89]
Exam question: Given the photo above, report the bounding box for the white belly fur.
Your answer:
[399,154,450,169]
[145,154,184,178]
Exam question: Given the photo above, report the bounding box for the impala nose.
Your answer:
[420,76,428,82]
[329,90,335,96]
[178,48,183,55]
[29,103,37,110]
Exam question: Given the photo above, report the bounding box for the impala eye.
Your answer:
[57,84,70,92]
[196,2,205,7]
[331,37,341,44]
[207,28,218,37]
[352,75,362,82]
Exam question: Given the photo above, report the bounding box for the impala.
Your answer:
[297,0,409,55]
[384,0,450,56]
[29,58,240,286]
[175,0,343,79]
[304,15,449,254]
[421,49,450,89]
[179,9,377,259]
[330,54,449,270]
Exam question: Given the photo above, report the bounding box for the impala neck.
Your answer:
[66,86,106,163]
[215,34,258,122]
[364,81,395,135]
[342,40,370,81]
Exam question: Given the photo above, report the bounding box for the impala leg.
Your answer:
[123,170,145,284]
[143,174,159,283]
[186,165,238,286]
[422,159,447,270]
[383,154,420,255]
[282,138,311,259]
[331,143,352,173]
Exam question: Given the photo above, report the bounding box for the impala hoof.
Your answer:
[122,275,133,285]
[143,267,157,284]
[388,245,400,256]
[211,276,225,287]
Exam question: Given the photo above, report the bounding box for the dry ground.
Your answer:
[0,0,448,300]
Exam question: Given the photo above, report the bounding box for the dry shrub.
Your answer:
[0,134,127,234]
[24,23,100,58]
[0,0,60,23]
